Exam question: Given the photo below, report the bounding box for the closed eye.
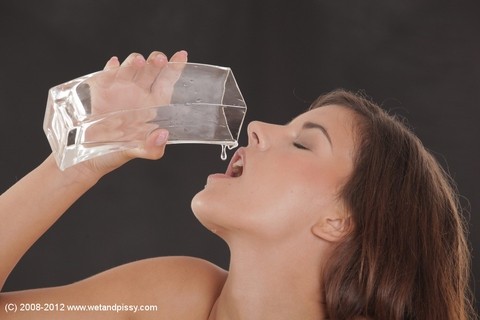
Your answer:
[293,142,309,150]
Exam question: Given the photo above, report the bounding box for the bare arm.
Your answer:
[0,50,186,289]
[0,51,227,320]
[1,256,227,320]
[0,155,100,289]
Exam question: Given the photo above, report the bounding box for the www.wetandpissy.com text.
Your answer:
[3,302,158,314]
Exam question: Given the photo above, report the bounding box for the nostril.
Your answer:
[247,121,261,146]
[247,121,269,149]
[252,131,260,144]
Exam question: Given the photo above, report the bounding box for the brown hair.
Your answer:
[311,90,475,319]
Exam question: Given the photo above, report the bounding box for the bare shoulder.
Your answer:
[93,256,228,319]
[1,256,227,320]
[107,255,227,284]
[121,256,228,299]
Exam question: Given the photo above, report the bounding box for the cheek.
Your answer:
[190,158,345,239]
[257,159,338,204]
[239,161,340,236]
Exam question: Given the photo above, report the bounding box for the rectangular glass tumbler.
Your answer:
[43,62,247,170]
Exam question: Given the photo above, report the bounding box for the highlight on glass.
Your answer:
[44,62,247,170]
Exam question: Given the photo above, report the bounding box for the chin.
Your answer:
[191,190,218,231]
[190,190,205,217]
[190,182,228,217]
[191,189,237,237]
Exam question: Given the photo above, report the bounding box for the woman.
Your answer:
[0,51,475,319]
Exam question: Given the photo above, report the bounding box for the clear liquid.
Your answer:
[79,104,244,145]
[220,143,239,160]
[44,62,247,170]
[48,104,244,169]
[221,145,227,160]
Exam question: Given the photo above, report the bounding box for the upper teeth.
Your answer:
[233,158,244,168]
[231,158,244,177]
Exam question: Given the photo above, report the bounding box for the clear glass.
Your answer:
[43,62,247,170]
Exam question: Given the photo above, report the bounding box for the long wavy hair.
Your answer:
[311,90,475,319]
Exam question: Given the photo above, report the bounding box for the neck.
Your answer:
[209,235,328,320]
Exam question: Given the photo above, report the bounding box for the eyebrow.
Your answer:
[302,121,333,148]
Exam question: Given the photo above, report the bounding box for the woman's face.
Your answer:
[191,105,357,242]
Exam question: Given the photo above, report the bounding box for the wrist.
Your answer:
[42,155,103,189]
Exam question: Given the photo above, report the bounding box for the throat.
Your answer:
[209,247,326,320]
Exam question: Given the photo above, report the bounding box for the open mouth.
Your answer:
[226,148,245,178]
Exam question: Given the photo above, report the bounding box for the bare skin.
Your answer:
[0,51,227,320]
[196,107,357,320]
[0,51,358,320]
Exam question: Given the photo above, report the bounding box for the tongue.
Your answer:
[232,166,243,177]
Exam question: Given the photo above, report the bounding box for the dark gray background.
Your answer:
[1,0,478,312]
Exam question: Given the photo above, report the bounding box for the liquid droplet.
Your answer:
[220,145,227,161]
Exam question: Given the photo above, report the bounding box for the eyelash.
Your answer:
[293,142,309,150]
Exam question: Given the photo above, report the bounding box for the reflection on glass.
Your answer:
[43,62,247,170]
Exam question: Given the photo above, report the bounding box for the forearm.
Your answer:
[0,50,176,293]
[0,155,101,290]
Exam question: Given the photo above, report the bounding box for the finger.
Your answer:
[147,51,168,65]
[150,51,188,100]
[103,56,120,70]
[169,50,188,63]
[88,56,120,91]
[126,129,169,160]
[121,52,146,67]
[133,51,168,91]
[116,53,146,82]
[168,50,188,76]
[148,128,169,147]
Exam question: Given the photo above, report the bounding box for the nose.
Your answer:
[247,121,277,150]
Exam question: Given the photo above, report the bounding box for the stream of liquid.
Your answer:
[220,142,239,161]
[221,145,227,160]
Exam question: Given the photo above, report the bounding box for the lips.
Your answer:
[226,147,245,178]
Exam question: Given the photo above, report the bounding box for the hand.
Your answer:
[70,50,188,180]
[89,51,187,117]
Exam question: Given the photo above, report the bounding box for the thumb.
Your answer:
[128,129,169,160]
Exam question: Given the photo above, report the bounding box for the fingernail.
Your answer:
[107,56,119,65]
[134,55,146,65]
[155,130,169,145]
[179,50,188,57]
[155,53,166,63]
